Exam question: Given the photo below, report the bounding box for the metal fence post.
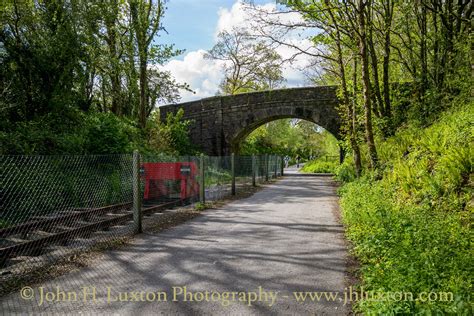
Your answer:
[133,150,142,234]
[231,153,236,195]
[200,154,205,203]
[281,155,284,176]
[265,154,269,182]
[252,154,256,186]
[274,155,277,178]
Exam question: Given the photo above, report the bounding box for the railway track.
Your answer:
[0,200,181,268]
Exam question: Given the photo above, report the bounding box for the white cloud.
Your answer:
[162,50,225,102]
[164,0,316,103]
[215,1,249,37]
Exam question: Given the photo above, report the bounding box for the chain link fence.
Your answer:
[0,155,135,277]
[0,153,283,301]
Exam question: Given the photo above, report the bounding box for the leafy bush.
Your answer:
[82,112,140,154]
[0,109,142,155]
[0,107,195,156]
[334,157,357,183]
[338,101,473,314]
[144,109,199,156]
[301,157,338,173]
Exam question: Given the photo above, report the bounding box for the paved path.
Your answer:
[1,172,349,315]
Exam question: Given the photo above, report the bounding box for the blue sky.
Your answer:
[159,0,313,102]
[160,0,233,54]
[161,0,276,54]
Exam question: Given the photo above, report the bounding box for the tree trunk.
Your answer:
[382,29,391,118]
[125,26,139,117]
[358,0,378,169]
[326,3,362,176]
[382,0,392,119]
[367,16,384,118]
[138,55,147,128]
[101,78,107,113]
[419,1,428,106]
[351,55,362,177]
[130,0,148,128]
[105,1,122,116]
[432,1,441,90]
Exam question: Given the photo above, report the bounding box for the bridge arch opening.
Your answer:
[233,117,340,162]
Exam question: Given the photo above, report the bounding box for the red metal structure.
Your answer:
[141,162,199,201]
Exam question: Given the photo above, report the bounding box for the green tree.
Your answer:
[258,0,472,173]
[240,119,338,159]
[0,0,191,154]
[127,0,186,128]
[206,28,285,95]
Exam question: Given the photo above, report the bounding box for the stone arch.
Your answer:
[159,86,342,156]
[229,114,339,154]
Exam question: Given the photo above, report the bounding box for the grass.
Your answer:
[194,202,213,211]
[338,100,473,314]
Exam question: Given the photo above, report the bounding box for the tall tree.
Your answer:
[354,0,378,168]
[1,0,190,155]
[324,1,362,176]
[102,0,124,115]
[206,28,285,95]
[247,0,471,172]
[367,4,384,118]
[128,0,163,128]
[381,0,394,118]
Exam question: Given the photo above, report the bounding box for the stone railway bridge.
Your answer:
[160,86,343,158]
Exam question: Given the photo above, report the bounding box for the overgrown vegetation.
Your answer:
[0,0,194,156]
[337,99,473,314]
[301,157,338,173]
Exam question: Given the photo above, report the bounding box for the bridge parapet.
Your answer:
[160,86,342,156]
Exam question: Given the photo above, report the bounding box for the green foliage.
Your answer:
[0,0,189,155]
[0,110,138,155]
[82,113,139,154]
[240,119,339,159]
[301,157,338,173]
[194,202,212,211]
[334,157,357,183]
[1,0,86,119]
[205,167,232,187]
[162,109,198,155]
[0,108,194,155]
[337,101,473,314]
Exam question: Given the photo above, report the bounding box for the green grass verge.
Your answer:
[338,101,473,314]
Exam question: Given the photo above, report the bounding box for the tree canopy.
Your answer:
[0,0,192,155]
[206,28,285,95]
